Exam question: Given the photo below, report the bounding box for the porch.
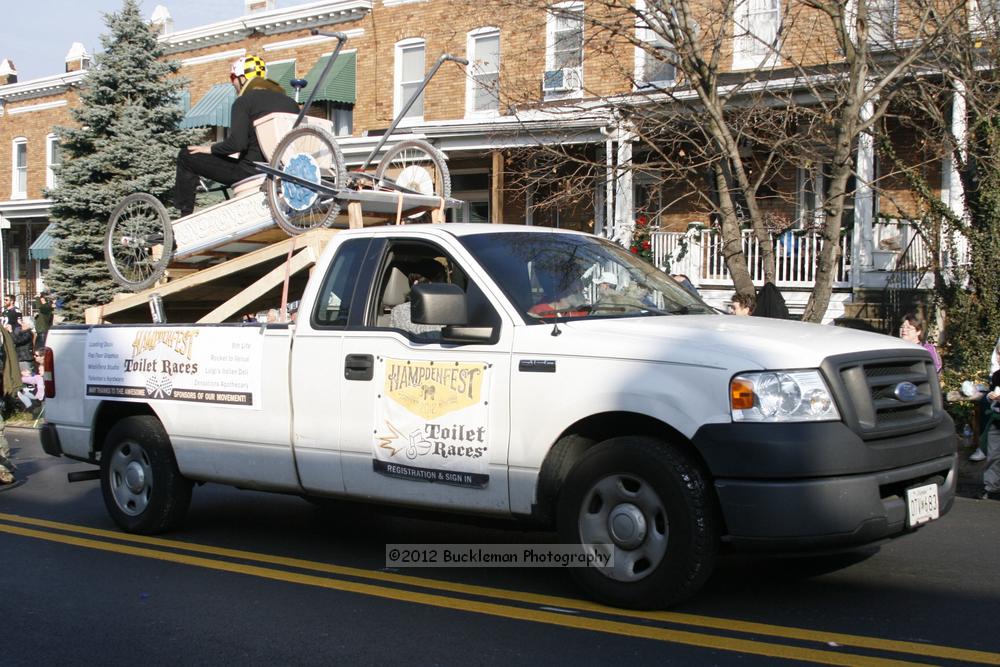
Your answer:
[650,219,939,322]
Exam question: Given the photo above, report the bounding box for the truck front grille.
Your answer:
[825,351,941,439]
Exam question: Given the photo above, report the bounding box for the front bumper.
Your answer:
[692,418,957,550]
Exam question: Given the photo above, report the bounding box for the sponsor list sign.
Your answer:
[373,357,491,488]
[85,327,262,408]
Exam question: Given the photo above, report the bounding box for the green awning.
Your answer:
[268,60,296,98]
[301,52,356,105]
[29,226,55,260]
[181,83,236,128]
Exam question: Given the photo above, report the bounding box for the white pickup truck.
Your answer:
[39,224,956,608]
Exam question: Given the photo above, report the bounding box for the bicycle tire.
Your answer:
[266,126,347,235]
[105,193,174,291]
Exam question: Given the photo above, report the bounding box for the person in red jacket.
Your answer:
[174,55,299,217]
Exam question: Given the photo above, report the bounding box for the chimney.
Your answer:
[65,43,92,73]
[245,0,276,13]
[0,59,17,85]
[150,5,174,35]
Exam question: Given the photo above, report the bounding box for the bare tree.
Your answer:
[477,0,945,320]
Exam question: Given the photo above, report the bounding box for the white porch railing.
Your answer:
[652,227,852,289]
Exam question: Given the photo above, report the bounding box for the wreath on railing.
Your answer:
[630,213,655,264]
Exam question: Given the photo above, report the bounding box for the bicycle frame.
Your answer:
[296,30,467,173]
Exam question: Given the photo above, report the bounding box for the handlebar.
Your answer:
[310,29,348,42]
[441,54,469,67]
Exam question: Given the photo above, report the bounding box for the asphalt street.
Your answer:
[2,427,999,666]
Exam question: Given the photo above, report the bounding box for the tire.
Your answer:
[557,436,718,609]
[105,193,174,291]
[374,139,451,222]
[266,126,347,235]
[100,415,192,534]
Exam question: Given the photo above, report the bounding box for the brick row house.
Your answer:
[0,0,970,320]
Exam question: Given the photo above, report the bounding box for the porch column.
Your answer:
[943,79,967,218]
[613,127,634,246]
[490,150,504,224]
[851,97,876,287]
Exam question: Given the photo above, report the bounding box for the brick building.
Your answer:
[0,0,964,319]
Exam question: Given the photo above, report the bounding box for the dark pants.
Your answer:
[175,147,257,216]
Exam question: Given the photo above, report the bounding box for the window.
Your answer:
[733,0,780,70]
[868,0,897,46]
[46,135,61,190]
[313,238,369,327]
[446,171,491,222]
[12,138,27,199]
[395,39,426,122]
[635,0,676,87]
[545,2,583,95]
[326,103,353,136]
[370,240,500,339]
[467,28,500,114]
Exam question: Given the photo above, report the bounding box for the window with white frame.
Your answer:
[46,134,61,190]
[545,2,583,95]
[733,0,780,70]
[635,0,676,87]
[12,138,27,199]
[395,39,426,121]
[868,0,897,46]
[467,28,500,114]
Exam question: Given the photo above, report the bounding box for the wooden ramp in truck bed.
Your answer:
[88,228,336,325]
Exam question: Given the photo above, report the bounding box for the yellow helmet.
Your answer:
[230,55,267,81]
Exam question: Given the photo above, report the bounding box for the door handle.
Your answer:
[344,354,374,381]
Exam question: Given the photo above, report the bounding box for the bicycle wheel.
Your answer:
[375,139,451,199]
[105,193,174,291]
[266,126,347,235]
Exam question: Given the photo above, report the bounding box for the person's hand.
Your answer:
[187,145,211,155]
[989,389,1000,401]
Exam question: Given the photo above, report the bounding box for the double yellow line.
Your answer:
[1,512,996,666]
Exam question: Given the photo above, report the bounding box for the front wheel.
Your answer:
[266,126,347,235]
[105,193,174,291]
[557,436,718,609]
[100,415,192,534]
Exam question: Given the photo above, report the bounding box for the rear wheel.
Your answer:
[105,193,173,291]
[374,139,451,222]
[557,436,718,609]
[266,126,346,235]
[100,416,192,534]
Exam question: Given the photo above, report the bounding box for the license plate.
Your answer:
[906,483,940,527]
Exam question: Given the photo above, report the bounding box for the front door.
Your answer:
[338,234,513,513]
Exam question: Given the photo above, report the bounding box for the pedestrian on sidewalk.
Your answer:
[0,323,21,484]
[981,369,1000,500]
[970,336,1000,463]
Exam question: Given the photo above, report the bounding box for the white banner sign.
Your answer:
[373,357,491,488]
[85,327,262,409]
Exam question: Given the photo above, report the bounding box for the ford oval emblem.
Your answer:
[894,382,919,402]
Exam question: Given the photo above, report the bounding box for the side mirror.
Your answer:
[411,283,468,325]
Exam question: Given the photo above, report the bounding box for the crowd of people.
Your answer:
[0,291,53,485]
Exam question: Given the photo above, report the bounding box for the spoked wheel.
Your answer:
[266,126,347,235]
[374,139,451,222]
[105,193,173,291]
[557,436,719,609]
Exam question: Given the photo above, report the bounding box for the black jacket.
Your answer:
[12,326,32,363]
[211,78,299,165]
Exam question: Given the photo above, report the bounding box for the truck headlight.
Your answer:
[730,370,840,422]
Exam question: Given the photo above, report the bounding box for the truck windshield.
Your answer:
[459,232,714,323]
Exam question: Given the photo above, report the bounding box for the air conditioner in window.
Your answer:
[543,67,582,92]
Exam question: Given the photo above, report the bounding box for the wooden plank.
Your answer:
[491,150,504,224]
[348,201,363,229]
[87,228,336,322]
[197,245,317,323]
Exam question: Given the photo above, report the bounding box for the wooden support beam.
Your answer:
[348,201,363,229]
[197,245,317,323]
[491,150,504,224]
